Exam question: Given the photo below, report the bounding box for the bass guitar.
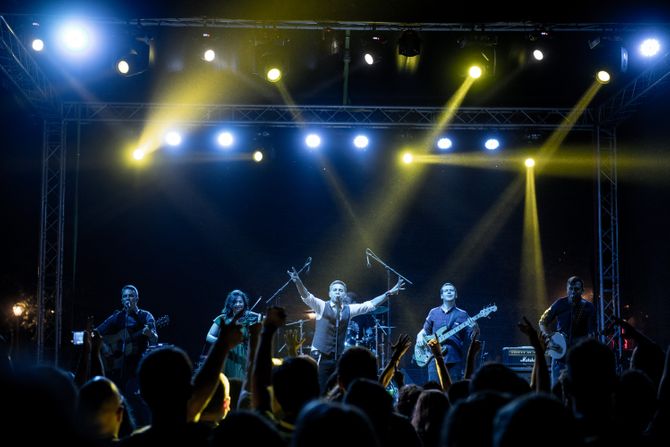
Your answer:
[413,305,497,368]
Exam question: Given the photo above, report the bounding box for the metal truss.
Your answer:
[37,119,66,364]
[0,16,57,116]
[595,125,623,366]
[598,52,670,126]
[62,102,595,130]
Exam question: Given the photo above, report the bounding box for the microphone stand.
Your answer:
[265,257,312,306]
[365,249,412,368]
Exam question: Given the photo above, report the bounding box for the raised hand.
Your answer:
[264,306,287,331]
[285,329,306,356]
[391,333,412,359]
[388,278,406,295]
[427,337,443,359]
[518,316,545,351]
[218,311,244,350]
[287,267,301,283]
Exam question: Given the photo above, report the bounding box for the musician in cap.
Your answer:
[538,275,597,387]
[288,267,405,392]
[415,282,476,383]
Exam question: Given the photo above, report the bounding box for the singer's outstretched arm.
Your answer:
[288,267,310,300]
[368,278,406,308]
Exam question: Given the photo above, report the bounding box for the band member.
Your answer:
[96,284,158,389]
[416,282,475,382]
[206,289,261,380]
[539,275,597,387]
[287,267,405,392]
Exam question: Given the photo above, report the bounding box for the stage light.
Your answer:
[458,34,497,77]
[531,49,544,61]
[266,67,282,82]
[58,21,93,54]
[639,38,661,58]
[165,131,182,147]
[203,48,216,62]
[484,138,500,151]
[596,70,611,84]
[362,35,387,65]
[398,30,421,57]
[256,38,288,82]
[525,158,535,168]
[402,151,414,164]
[305,133,321,149]
[217,131,234,148]
[353,135,369,149]
[468,65,483,79]
[133,148,146,160]
[31,38,44,52]
[253,150,264,162]
[115,36,151,77]
[437,137,453,150]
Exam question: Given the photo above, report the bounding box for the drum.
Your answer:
[344,321,360,349]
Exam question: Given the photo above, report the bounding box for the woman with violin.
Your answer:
[206,289,261,379]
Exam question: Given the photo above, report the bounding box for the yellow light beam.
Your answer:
[521,166,547,307]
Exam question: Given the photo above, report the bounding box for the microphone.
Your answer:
[305,257,312,273]
[122,300,130,310]
[366,248,371,268]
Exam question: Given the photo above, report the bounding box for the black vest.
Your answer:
[312,303,351,355]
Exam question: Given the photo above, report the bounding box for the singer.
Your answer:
[95,284,158,423]
[205,289,260,380]
[287,268,405,392]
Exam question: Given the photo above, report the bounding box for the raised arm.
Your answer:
[380,333,411,387]
[368,278,406,308]
[188,312,243,421]
[464,324,481,380]
[288,268,310,300]
[427,337,452,391]
[518,316,550,392]
[252,307,286,412]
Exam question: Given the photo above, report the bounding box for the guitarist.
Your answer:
[415,282,476,383]
[96,284,158,392]
[538,275,596,388]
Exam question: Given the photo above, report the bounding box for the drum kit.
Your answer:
[344,319,394,356]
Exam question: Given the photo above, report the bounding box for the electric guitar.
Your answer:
[101,315,170,372]
[545,332,567,359]
[413,305,497,368]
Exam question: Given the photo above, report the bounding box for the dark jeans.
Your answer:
[311,351,337,394]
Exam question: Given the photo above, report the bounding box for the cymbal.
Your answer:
[370,306,388,315]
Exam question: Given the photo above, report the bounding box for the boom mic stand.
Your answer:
[264,256,312,307]
[365,248,412,367]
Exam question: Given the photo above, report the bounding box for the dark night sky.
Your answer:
[1,1,670,373]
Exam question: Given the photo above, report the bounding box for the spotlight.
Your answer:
[305,133,321,149]
[203,48,216,62]
[402,151,414,164]
[164,131,182,147]
[58,21,92,54]
[398,30,421,57]
[596,70,611,84]
[525,158,535,168]
[353,135,369,149]
[133,148,146,160]
[437,137,453,150]
[468,65,483,79]
[362,34,387,65]
[31,38,45,52]
[253,150,264,162]
[115,35,151,77]
[217,131,234,148]
[256,39,288,82]
[531,49,544,61]
[639,38,661,58]
[484,138,500,151]
[458,34,498,77]
[200,31,217,62]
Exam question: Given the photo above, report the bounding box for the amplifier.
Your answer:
[502,346,536,368]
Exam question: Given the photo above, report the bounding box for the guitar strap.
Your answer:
[569,300,585,345]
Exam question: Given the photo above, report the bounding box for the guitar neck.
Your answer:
[426,314,484,344]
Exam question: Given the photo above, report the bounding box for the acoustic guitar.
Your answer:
[101,315,170,372]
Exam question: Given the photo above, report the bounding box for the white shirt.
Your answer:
[302,293,376,320]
